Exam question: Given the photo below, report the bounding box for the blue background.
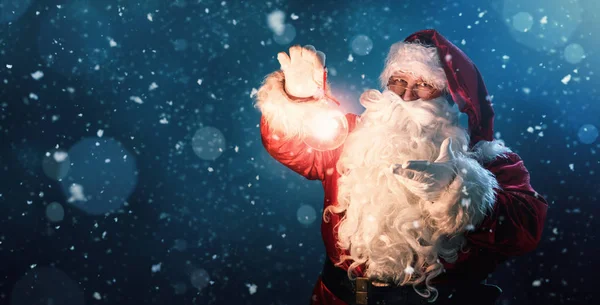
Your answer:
[0,0,599,304]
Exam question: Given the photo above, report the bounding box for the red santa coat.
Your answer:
[257,73,548,305]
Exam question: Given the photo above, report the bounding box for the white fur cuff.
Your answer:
[471,139,513,164]
[254,71,331,139]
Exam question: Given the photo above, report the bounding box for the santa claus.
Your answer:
[255,29,548,305]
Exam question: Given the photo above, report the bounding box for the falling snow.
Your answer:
[246,283,258,295]
[130,96,144,104]
[151,263,162,273]
[0,1,595,305]
[31,70,44,80]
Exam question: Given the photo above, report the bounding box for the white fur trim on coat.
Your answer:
[254,71,331,139]
[470,139,513,164]
[424,156,499,235]
[379,42,447,90]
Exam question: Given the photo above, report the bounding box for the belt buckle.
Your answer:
[355,277,369,305]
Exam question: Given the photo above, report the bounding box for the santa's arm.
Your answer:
[464,151,548,256]
[256,71,354,181]
[424,142,547,256]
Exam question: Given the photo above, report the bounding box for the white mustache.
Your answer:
[358,89,453,129]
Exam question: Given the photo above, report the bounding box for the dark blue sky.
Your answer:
[0,0,599,304]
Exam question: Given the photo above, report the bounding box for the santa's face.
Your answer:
[326,87,470,289]
[386,71,444,102]
[358,88,459,134]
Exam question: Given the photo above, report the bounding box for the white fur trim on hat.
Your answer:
[379,42,447,91]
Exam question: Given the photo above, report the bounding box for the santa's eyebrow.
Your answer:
[390,77,430,88]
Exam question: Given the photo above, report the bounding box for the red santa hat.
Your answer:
[379,29,495,148]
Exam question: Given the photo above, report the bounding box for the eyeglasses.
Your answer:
[387,77,439,101]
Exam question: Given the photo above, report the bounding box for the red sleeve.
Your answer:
[260,113,358,181]
[465,152,548,257]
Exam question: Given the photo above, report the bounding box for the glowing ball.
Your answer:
[302,108,349,151]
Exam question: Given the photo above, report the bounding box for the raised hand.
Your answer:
[393,138,458,202]
[277,45,326,99]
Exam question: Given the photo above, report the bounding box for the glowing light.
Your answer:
[302,107,348,151]
[310,112,340,140]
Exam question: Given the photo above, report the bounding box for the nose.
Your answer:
[402,88,418,101]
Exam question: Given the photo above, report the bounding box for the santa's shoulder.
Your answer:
[469,139,514,164]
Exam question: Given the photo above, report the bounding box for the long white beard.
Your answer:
[326,90,471,298]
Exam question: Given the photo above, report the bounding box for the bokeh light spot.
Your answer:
[46,202,65,223]
[564,43,585,64]
[273,24,296,45]
[192,127,226,161]
[578,124,598,144]
[351,35,374,56]
[59,138,137,215]
[297,204,317,226]
[11,267,84,305]
[42,150,70,181]
[190,268,210,291]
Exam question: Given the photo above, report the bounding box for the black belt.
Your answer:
[320,257,501,305]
